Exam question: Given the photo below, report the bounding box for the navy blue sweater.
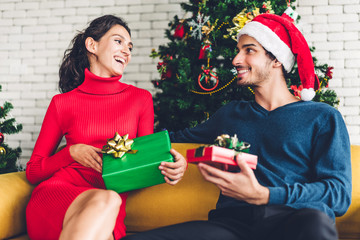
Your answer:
[170,100,351,221]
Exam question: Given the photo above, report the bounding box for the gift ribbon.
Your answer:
[214,134,250,152]
[193,134,250,158]
[102,132,138,158]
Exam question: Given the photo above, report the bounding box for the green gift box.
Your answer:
[102,130,173,193]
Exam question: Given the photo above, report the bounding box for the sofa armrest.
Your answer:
[0,171,35,239]
[336,145,360,239]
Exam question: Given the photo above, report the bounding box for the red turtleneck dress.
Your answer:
[26,69,154,240]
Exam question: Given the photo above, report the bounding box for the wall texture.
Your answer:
[0,0,359,166]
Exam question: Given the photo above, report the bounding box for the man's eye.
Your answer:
[115,40,121,44]
[246,48,254,53]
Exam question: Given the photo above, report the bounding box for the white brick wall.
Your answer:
[0,0,359,167]
[296,0,360,145]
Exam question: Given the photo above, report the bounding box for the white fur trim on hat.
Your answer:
[300,88,315,101]
[237,21,295,73]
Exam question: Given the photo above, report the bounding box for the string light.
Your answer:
[217,22,229,30]
[248,87,255,94]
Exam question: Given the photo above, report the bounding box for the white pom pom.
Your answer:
[301,88,315,101]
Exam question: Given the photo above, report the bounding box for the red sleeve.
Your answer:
[26,98,74,185]
[137,91,154,137]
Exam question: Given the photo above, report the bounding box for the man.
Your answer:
[124,12,351,240]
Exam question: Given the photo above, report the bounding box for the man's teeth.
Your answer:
[238,69,250,74]
[115,57,125,64]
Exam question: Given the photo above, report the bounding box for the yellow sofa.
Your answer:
[0,144,359,240]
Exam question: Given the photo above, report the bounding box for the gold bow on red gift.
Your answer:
[214,134,250,152]
[102,132,138,158]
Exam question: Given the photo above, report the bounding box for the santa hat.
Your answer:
[237,10,319,101]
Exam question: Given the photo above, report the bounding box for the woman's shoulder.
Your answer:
[51,89,78,102]
[126,84,152,98]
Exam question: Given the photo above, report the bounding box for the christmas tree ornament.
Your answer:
[198,19,215,59]
[0,132,4,144]
[174,21,185,39]
[157,62,172,80]
[190,76,237,95]
[290,85,303,99]
[198,40,212,59]
[237,13,320,101]
[225,2,274,41]
[248,87,255,95]
[284,6,298,21]
[0,146,6,156]
[198,65,219,91]
[151,80,160,87]
[188,13,210,40]
[157,55,173,80]
[325,66,334,79]
[231,68,237,75]
[201,20,215,36]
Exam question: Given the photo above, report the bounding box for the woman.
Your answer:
[26,15,187,240]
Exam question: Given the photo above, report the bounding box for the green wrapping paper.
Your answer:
[102,131,173,193]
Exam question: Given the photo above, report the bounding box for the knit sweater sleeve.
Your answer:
[268,110,352,217]
[26,98,74,185]
[169,103,231,143]
[137,91,154,137]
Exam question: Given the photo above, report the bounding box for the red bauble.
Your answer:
[198,44,211,59]
[157,62,172,80]
[0,132,4,144]
[174,24,185,39]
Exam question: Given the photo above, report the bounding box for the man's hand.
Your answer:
[198,158,269,205]
[159,149,187,185]
[70,144,103,173]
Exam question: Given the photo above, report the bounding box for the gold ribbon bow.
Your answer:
[201,21,214,36]
[102,132,138,158]
[225,8,260,41]
[214,134,250,152]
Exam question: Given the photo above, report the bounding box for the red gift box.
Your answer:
[186,146,257,171]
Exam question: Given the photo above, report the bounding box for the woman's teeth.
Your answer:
[115,57,125,64]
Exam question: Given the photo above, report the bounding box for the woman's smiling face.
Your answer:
[86,24,133,78]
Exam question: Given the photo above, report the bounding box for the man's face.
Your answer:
[232,35,274,87]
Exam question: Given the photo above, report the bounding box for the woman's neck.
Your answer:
[77,68,128,95]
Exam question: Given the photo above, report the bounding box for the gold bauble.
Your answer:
[0,146,6,156]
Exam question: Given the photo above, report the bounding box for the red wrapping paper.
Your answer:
[186,146,257,171]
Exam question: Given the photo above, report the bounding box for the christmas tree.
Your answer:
[151,0,338,132]
[0,84,23,174]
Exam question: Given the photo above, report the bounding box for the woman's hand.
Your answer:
[69,144,103,173]
[159,149,187,185]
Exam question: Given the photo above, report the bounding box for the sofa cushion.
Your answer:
[125,143,219,232]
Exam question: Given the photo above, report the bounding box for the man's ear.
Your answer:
[273,59,283,69]
[85,37,97,54]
